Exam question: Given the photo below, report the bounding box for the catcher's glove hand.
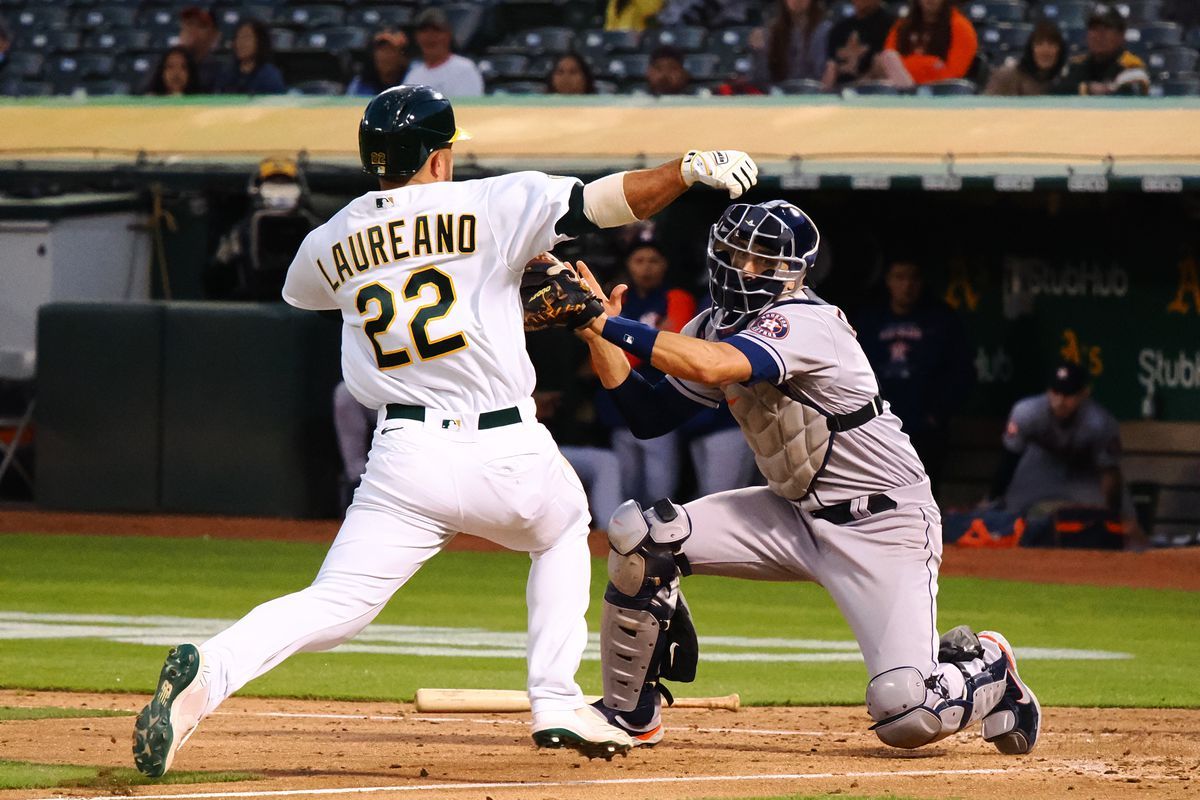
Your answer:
[521,253,604,332]
[681,149,759,199]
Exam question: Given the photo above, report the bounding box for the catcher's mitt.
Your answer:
[521,253,603,331]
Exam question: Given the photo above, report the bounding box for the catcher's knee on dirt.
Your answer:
[866,628,1010,749]
[600,498,698,712]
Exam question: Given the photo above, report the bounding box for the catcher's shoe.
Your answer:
[133,643,210,777]
[590,684,665,747]
[531,706,634,760]
[978,631,1041,755]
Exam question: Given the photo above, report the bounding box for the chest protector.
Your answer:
[723,381,830,501]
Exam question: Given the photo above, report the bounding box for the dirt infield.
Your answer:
[3,508,1199,590]
[1,690,1197,800]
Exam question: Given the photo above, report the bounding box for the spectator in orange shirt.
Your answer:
[878,0,978,87]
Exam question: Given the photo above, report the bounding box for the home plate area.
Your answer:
[2,691,1197,800]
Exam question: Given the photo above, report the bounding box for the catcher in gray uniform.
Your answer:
[566,200,1042,753]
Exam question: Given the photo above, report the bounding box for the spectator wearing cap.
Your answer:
[144,45,201,96]
[877,0,978,88]
[215,19,285,95]
[546,53,596,94]
[178,6,223,92]
[852,257,974,494]
[646,45,690,95]
[822,0,895,90]
[985,20,1067,95]
[604,0,664,31]
[751,0,833,87]
[403,8,483,98]
[989,362,1139,536]
[347,30,410,95]
[1051,5,1149,95]
[0,17,11,84]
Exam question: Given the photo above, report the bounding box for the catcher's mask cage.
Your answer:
[707,200,820,335]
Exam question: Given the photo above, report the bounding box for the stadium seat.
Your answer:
[289,79,345,95]
[919,78,979,94]
[1146,46,1199,76]
[602,53,650,81]
[721,52,755,77]
[74,6,138,29]
[1154,75,1200,95]
[1061,24,1088,53]
[215,6,281,34]
[3,52,44,80]
[140,7,185,35]
[682,52,723,80]
[593,78,618,94]
[578,29,642,58]
[117,53,155,89]
[269,27,296,53]
[12,80,55,96]
[477,54,531,82]
[301,27,369,52]
[713,26,755,54]
[1116,0,1162,23]
[85,29,151,53]
[1035,1,1091,27]
[489,80,547,95]
[441,4,486,51]
[526,54,556,80]
[346,6,414,30]
[276,5,345,28]
[643,26,708,52]
[518,27,576,56]
[966,0,1026,24]
[831,2,857,19]
[1128,22,1183,49]
[980,22,1034,52]
[1188,27,1200,51]
[774,78,827,94]
[849,80,903,94]
[13,7,70,31]
[22,30,83,54]
[148,30,182,51]
[84,78,132,95]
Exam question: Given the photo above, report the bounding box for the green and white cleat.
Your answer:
[132,643,210,778]
[532,706,634,760]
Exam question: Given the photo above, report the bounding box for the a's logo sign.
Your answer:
[749,311,789,339]
[371,152,387,166]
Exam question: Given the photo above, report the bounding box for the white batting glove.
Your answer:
[680,149,759,199]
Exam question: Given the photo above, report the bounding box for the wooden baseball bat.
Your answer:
[414,688,740,713]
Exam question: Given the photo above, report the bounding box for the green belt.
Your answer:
[384,403,522,429]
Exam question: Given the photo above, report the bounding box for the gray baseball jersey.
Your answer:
[1002,394,1123,514]
[667,291,929,507]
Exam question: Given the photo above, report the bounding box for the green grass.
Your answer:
[0,706,131,721]
[0,533,1197,708]
[0,760,257,790]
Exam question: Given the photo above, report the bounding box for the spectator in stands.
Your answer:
[605,0,664,31]
[658,0,752,27]
[853,258,973,493]
[822,0,896,90]
[346,30,409,96]
[145,46,201,96]
[403,7,484,98]
[599,235,696,506]
[646,45,691,95]
[1052,5,1150,96]
[752,0,832,87]
[989,362,1143,543]
[215,20,286,95]
[178,6,223,92]
[546,53,597,94]
[0,17,11,83]
[984,20,1066,95]
[877,0,978,87]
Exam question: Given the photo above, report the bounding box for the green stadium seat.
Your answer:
[276,4,346,29]
[74,5,138,29]
[84,28,151,52]
[1117,0,1162,23]
[478,54,532,82]
[22,30,83,54]
[1035,1,1091,27]
[517,26,576,56]
[13,6,70,31]
[602,53,649,81]
[850,80,903,94]
[301,27,369,53]
[3,51,44,80]
[967,0,1026,24]
[215,6,281,34]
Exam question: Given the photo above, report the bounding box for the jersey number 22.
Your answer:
[355,267,468,370]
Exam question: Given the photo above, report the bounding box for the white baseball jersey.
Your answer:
[667,292,928,505]
[282,171,581,412]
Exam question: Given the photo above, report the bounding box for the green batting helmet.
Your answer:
[358,85,471,179]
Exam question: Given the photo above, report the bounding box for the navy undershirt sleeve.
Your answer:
[607,369,708,439]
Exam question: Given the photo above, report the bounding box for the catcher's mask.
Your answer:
[707,200,819,335]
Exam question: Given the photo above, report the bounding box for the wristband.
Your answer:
[601,316,660,362]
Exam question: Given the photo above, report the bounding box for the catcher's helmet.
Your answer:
[358,85,471,179]
[707,200,820,334]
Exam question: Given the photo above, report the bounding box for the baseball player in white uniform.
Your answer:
[573,200,1042,754]
[132,84,761,776]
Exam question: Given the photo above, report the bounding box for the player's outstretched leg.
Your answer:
[978,630,1042,754]
[133,643,210,778]
[531,706,633,759]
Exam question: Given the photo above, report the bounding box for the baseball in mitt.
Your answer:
[520,253,603,332]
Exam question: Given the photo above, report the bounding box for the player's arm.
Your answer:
[563,150,759,234]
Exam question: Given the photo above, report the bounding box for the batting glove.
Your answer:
[680,149,759,199]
